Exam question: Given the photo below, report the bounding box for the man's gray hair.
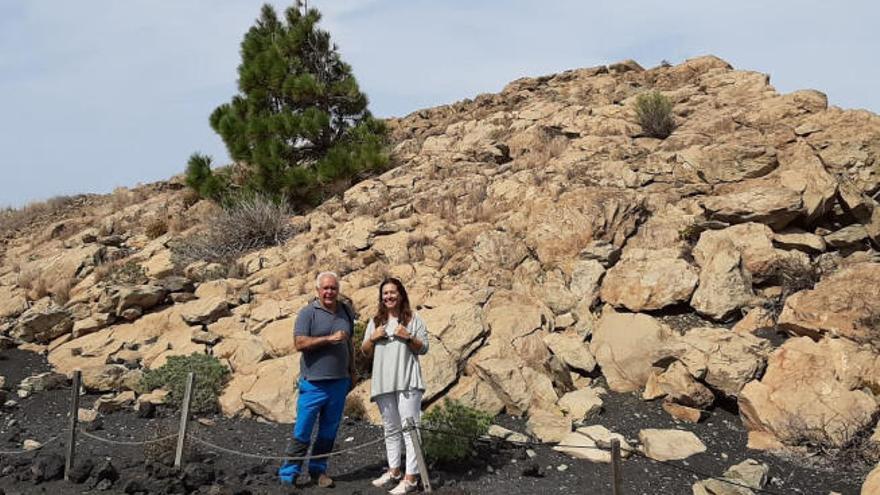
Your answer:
[315,271,340,289]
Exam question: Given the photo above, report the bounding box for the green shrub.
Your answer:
[351,320,371,383]
[140,353,230,414]
[635,91,675,139]
[422,399,492,463]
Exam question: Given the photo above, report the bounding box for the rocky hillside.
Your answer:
[2,55,880,488]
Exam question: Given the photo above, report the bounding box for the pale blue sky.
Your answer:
[1,1,878,207]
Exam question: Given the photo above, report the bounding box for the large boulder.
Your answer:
[690,239,755,320]
[590,307,674,392]
[693,223,807,282]
[739,337,879,449]
[114,285,167,315]
[13,306,73,344]
[241,357,298,423]
[600,248,698,311]
[660,327,771,397]
[778,262,880,344]
[701,183,802,229]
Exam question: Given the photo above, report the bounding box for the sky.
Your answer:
[1,0,878,208]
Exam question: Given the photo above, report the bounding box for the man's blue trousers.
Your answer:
[278,377,349,485]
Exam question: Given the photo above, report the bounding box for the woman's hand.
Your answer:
[393,323,413,341]
[370,326,388,343]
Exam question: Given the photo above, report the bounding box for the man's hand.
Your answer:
[327,330,348,344]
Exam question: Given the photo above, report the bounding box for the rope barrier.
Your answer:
[414,425,790,495]
[0,435,60,455]
[79,430,179,447]
[187,426,407,462]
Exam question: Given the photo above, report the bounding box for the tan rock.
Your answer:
[590,307,673,392]
[777,141,837,223]
[639,428,706,461]
[778,262,880,344]
[259,318,296,358]
[523,189,644,264]
[553,425,632,463]
[773,230,826,253]
[473,356,558,415]
[94,391,136,414]
[526,408,571,443]
[661,402,703,423]
[420,294,486,360]
[543,330,596,373]
[218,373,258,418]
[739,337,878,449]
[600,248,698,311]
[72,313,114,338]
[180,297,229,326]
[419,340,458,402]
[483,290,553,363]
[693,458,769,494]
[701,184,802,229]
[81,364,128,392]
[691,239,755,320]
[241,357,298,423]
[694,223,806,282]
[733,307,774,334]
[212,335,266,374]
[443,375,506,416]
[13,307,73,344]
[487,425,529,444]
[557,387,604,420]
[194,279,248,305]
[142,250,176,279]
[0,286,28,318]
[644,361,714,408]
[78,408,99,423]
[338,216,378,252]
[662,327,770,397]
[864,463,880,495]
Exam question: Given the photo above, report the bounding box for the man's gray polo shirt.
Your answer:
[294,299,353,381]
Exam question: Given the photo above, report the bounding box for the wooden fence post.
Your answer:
[64,370,82,481]
[174,372,195,469]
[404,417,432,493]
[610,438,622,495]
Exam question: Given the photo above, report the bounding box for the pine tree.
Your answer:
[189,2,387,206]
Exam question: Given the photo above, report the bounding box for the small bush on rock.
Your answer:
[422,399,492,463]
[140,353,230,414]
[635,91,675,138]
[171,193,295,266]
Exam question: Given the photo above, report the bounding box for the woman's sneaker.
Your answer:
[388,478,418,494]
[371,470,401,488]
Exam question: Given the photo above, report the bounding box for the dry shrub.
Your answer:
[94,259,148,286]
[763,256,820,320]
[145,218,168,239]
[635,91,676,139]
[343,395,367,420]
[51,278,75,306]
[407,233,432,262]
[0,195,78,236]
[171,194,295,266]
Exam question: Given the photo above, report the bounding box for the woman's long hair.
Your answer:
[374,277,412,328]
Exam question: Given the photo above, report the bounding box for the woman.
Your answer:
[360,277,430,495]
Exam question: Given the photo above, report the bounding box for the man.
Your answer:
[279,271,356,488]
